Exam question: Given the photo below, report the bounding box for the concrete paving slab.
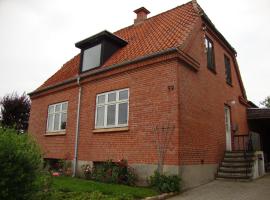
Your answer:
[169,174,270,200]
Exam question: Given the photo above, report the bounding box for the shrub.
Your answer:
[149,171,181,193]
[82,159,137,185]
[0,128,45,199]
[45,158,63,172]
[31,171,53,200]
[123,166,137,186]
[45,159,72,176]
[0,92,31,132]
[82,164,92,179]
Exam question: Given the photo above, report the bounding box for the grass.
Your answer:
[51,176,158,199]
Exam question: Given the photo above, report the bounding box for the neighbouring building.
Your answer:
[28,0,268,188]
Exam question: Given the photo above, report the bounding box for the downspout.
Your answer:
[73,76,82,177]
[176,61,182,176]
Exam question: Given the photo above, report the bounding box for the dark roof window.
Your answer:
[75,30,128,73]
[224,55,232,85]
[82,44,102,72]
[205,37,215,72]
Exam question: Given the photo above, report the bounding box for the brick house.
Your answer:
[28,0,254,188]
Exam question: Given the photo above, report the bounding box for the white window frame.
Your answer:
[46,101,68,132]
[95,88,129,129]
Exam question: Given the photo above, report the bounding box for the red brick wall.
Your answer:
[29,57,181,166]
[77,59,180,165]
[178,20,249,165]
[28,87,78,160]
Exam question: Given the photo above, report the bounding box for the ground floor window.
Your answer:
[47,102,68,132]
[95,88,129,129]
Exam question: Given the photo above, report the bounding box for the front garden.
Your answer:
[0,128,181,200]
[50,176,157,200]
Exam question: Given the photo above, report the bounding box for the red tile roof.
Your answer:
[36,1,200,92]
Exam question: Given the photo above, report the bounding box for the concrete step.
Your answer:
[221,162,253,168]
[225,150,254,153]
[225,152,255,158]
[216,151,255,182]
[223,157,255,162]
[216,172,252,179]
[216,176,252,182]
[219,167,252,173]
[225,150,254,154]
[217,171,252,177]
[224,153,255,158]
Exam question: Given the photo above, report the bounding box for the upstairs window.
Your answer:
[205,37,215,71]
[95,89,129,129]
[224,55,232,85]
[47,102,68,132]
[82,44,102,72]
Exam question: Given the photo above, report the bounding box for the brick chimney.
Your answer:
[134,7,150,25]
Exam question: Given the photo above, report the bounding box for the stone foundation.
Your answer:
[179,164,218,189]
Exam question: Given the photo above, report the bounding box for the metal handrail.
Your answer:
[233,134,252,151]
[234,133,253,177]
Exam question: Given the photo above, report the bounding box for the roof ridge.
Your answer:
[114,1,195,34]
[192,0,204,15]
[141,1,194,22]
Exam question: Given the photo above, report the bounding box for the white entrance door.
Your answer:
[224,106,232,151]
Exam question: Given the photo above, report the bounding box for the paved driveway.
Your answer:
[169,174,270,200]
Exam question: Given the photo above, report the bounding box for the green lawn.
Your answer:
[51,176,158,200]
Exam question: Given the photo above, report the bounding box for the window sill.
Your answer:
[93,127,129,133]
[45,131,66,136]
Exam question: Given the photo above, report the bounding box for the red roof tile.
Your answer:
[36,1,199,92]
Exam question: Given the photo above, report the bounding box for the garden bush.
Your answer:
[44,158,72,176]
[82,159,137,185]
[0,128,47,200]
[149,171,181,193]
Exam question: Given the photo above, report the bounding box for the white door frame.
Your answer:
[224,105,232,151]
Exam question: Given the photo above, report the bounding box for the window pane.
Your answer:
[107,104,116,126]
[208,40,212,48]
[96,106,105,127]
[118,103,128,124]
[205,38,209,49]
[55,104,61,112]
[225,56,232,84]
[62,102,68,111]
[54,113,60,131]
[208,48,212,67]
[119,90,128,100]
[47,114,53,131]
[205,37,215,69]
[82,44,102,71]
[48,105,54,114]
[108,92,116,102]
[97,95,105,104]
[61,113,67,130]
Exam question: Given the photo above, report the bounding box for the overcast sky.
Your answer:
[0,0,269,105]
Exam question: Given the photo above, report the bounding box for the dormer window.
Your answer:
[75,30,128,73]
[82,44,102,72]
